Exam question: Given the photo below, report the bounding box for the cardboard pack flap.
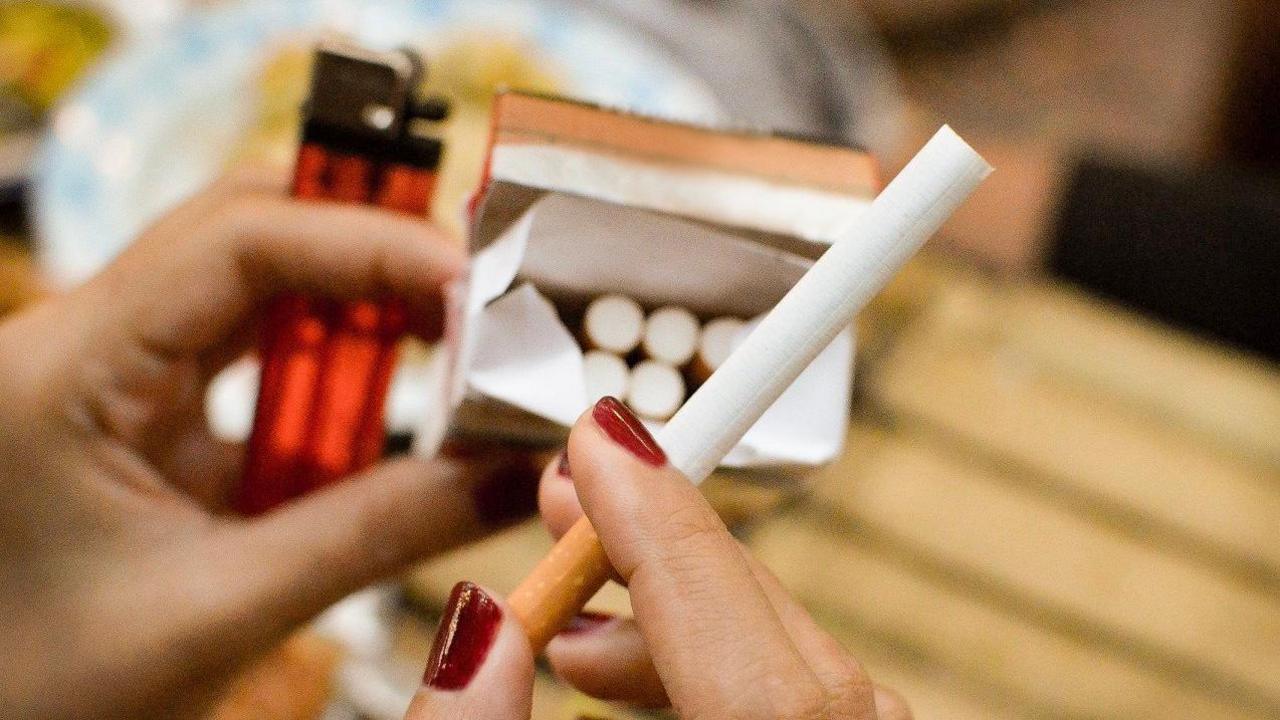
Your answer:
[473,92,881,259]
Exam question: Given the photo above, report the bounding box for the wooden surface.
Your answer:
[409,255,1280,720]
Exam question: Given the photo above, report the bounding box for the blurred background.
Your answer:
[2,1,1277,718]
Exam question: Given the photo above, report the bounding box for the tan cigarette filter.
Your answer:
[509,517,611,652]
[691,316,745,383]
[582,294,644,354]
[642,305,700,365]
[626,360,686,421]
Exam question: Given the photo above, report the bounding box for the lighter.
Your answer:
[235,41,449,515]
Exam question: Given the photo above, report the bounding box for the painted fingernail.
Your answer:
[471,458,541,527]
[557,451,572,479]
[560,611,616,635]
[591,396,667,466]
[423,581,502,690]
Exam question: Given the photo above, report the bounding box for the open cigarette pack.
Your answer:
[415,93,880,475]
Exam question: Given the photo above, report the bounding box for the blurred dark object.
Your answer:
[878,0,1240,158]
[1216,0,1280,170]
[869,0,1280,362]
[1041,0,1280,361]
[1049,159,1280,361]
[860,0,1066,50]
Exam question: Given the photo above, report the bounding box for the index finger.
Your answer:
[84,185,466,360]
[567,397,828,720]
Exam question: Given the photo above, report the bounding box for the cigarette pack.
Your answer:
[415,92,880,476]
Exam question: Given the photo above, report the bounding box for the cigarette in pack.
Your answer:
[689,316,745,385]
[582,350,630,402]
[582,294,645,354]
[642,305,700,366]
[509,125,993,651]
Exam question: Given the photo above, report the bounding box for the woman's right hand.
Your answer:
[402,396,910,719]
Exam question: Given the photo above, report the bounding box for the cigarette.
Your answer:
[510,126,991,651]
[582,294,645,354]
[626,360,686,421]
[641,306,701,366]
[582,350,630,402]
[690,316,745,384]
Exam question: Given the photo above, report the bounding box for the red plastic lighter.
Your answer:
[235,42,449,515]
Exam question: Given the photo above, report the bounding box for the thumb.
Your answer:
[404,582,534,720]
[212,451,541,640]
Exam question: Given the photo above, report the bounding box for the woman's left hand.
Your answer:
[0,168,539,718]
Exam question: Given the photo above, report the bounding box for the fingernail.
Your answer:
[471,458,541,527]
[557,451,572,479]
[423,581,502,690]
[591,396,667,466]
[560,611,616,635]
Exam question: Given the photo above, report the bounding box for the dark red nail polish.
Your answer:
[592,396,667,466]
[557,452,572,478]
[470,457,541,527]
[560,611,616,635]
[423,581,502,689]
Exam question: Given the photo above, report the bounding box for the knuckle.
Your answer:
[768,679,831,720]
[649,498,725,553]
[817,655,876,719]
[824,671,876,718]
[638,502,734,579]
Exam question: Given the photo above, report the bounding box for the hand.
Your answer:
[0,168,540,719]
[403,397,911,719]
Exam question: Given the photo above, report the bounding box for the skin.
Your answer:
[404,408,913,720]
[0,168,536,719]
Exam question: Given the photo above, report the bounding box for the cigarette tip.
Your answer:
[931,125,994,177]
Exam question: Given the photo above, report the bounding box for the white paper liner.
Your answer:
[417,191,855,469]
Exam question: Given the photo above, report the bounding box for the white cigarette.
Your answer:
[626,360,686,421]
[642,305,701,365]
[658,126,991,484]
[691,316,745,383]
[582,350,630,402]
[582,294,645,354]
[509,125,990,652]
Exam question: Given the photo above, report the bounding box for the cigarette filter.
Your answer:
[510,125,992,650]
[641,305,700,365]
[626,360,686,421]
[582,350,630,402]
[691,316,745,384]
[582,294,645,354]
